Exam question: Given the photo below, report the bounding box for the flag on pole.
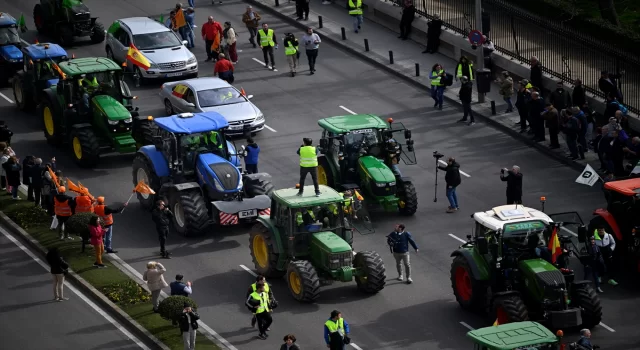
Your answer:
[47,167,61,191]
[575,164,599,186]
[240,87,246,96]
[126,44,152,70]
[107,20,121,34]
[172,84,188,98]
[548,226,563,263]
[493,318,499,326]
[631,160,640,175]
[50,60,67,80]
[133,180,155,195]
[18,14,27,32]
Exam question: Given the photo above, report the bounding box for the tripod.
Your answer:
[433,157,440,202]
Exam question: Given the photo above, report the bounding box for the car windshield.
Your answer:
[343,129,380,150]
[197,87,246,108]
[133,32,182,50]
[293,204,344,233]
[0,26,20,45]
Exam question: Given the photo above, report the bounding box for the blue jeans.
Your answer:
[103,226,113,251]
[390,164,402,176]
[446,186,458,209]
[431,86,444,107]
[11,186,18,199]
[178,26,188,42]
[352,15,363,31]
[188,0,194,7]
[584,265,600,289]
[504,97,513,111]
[186,28,195,48]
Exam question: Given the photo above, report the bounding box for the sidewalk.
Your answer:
[248,0,600,171]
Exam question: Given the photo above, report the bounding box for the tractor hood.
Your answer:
[196,152,242,192]
[0,45,23,62]
[91,95,131,121]
[311,231,352,253]
[358,156,396,183]
[518,259,565,300]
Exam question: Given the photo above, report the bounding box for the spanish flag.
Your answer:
[172,84,188,98]
[126,44,151,70]
[548,226,562,264]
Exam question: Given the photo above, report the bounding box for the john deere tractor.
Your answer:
[38,57,152,167]
[33,0,105,46]
[248,184,386,302]
[450,205,602,330]
[467,321,565,350]
[317,114,418,216]
[132,112,274,237]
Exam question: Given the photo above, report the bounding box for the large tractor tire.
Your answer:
[33,4,45,34]
[90,22,106,43]
[132,153,160,209]
[134,119,156,148]
[169,189,210,237]
[70,128,100,168]
[354,251,386,294]
[317,156,336,187]
[249,223,285,278]
[491,295,529,324]
[40,98,63,146]
[12,74,33,111]
[397,181,418,216]
[244,175,274,197]
[450,256,486,310]
[286,260,321,302]
[57,24,74,46]
[572,284,603,328]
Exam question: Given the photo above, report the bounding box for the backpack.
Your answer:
[613,101,628,115]
[443,73,454,87]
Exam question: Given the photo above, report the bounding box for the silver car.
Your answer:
[159,77,265,135]
[105,17,198,82]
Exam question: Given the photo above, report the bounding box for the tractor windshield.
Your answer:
[293,204,344,233]
[0,26,20,45]
[180,131,227,158]
[501,220,547,250]
[343,129,380,151]
[74,71,121,99]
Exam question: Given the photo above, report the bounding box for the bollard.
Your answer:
[318,16,323,28]
[364,39,369,51]
[341,27,346,40]
[491,100,496,115]
[389,51,394,64]
[415,63,420,76]
[275,0,279,6]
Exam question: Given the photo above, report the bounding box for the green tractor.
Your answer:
[451,204,602,330]
[33,0,105,46]
[467,321,565,350]
[38,57,153,168]
[248,185,386,302]
[316,114,418,216]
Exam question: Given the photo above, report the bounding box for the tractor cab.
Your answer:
[0,12,24,80]
[12,43,68,110]
[466,321,564,350]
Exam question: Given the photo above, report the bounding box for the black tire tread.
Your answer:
[573,285,603,328]
[287,260,321,302]
[450,255,486,310]
[172,189,209,236]
[13,74,33,111]
[90,22,105,43]
[71,128,100,168]
[354,251,386,293]
[398,181,418,216]
[492,295,529,323]
[58,24,74,46]
[244,176,274,197]
[249,223,285,278]
[132,153,160,209]
[134,120,156,147]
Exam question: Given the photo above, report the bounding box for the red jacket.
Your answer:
[214,59,234,74]
[89,225,105,246]
[201,21,223,41]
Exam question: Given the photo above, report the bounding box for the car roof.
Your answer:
[153,112,230,134]
[272,186,343,208]
[466,321,558,350]
[23,43,68,60]
[58,57,121,76]
[119,17,170,35]
[318,114,389,134]
[179,77,231,91]
[473,205,552,231]
[603,177,640,196]
[0,12,17,26]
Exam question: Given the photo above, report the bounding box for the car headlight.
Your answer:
[149,62,158,69]
[107,119,119,125]
[124,117,133,123]
[255,113,264,122]
[187,56,196,64]
[375,182,386,187]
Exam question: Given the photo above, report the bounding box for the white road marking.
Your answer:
[459,321,475,331]
[251,57,277,71]
[448,233,467,244]
[339,105,357,115]
[599,322,616,332]
[438,159,471,177]
[350,343,364,350]
[0,226,150,349]
[239,264,258,277]
[264,124,277,132]
[0,92,14,104]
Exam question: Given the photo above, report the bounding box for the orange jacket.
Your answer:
[54,196,73,217]
[94,204,114,226]
[75,195,94,213]
[174,8,187,28]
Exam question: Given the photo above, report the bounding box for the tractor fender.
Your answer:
[70,123,92,129]
[451,249,490,281]
[137,146,170,177]
[593,209,623,241]
[570,280,593,288]
[242,172,272,182]
[212,195,271,214]
[41,89,58,106]
[256,216,284,255]
[398,176,412,184]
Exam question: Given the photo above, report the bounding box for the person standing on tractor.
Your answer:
[246,275,275,327]
[94,196,126,254]
[386,224,418,284]
[152,200,173,259]
[594,226,618,286]
[324,310,350,350]
[500,165,523,205]
[384,135,402,176]
[54,186,76,240]
[246,282,272,340]
[297,138,321,197]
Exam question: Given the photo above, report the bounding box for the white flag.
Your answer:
[631,161,640,175]
[575,164,599,186]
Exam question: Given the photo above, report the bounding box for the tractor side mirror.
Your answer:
[476,236,489,255]
[406,139,414,152]
[404,129,412,139]
[577,225,587,243]
[319,138,328,151]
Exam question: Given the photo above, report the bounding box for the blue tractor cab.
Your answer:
[12,43,68,111]
[132,112,275,237]
[0,12,24,82]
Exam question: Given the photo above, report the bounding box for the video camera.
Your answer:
[433,151,444,159]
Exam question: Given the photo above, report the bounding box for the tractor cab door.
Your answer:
[346,191,375,235]
[547,212,585,241]
[387,121,417,165]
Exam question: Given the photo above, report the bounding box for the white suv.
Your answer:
[105,17,198,82]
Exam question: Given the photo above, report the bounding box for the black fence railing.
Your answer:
[391,0,640,115]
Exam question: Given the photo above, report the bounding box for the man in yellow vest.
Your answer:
[283,32,300,77]
[257,23,278,70]
[324,310,350,350]
[245,282,272,339]
[456,56,474,81]
[429,63,446,110]
[245,275,275,327]
[297,137,320,196]
[347,0,363,33]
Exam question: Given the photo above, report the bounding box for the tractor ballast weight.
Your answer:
[33,0,105,46]
[0,12,24,82]
[132,112,274,237]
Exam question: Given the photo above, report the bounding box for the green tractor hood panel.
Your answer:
[518,259,565,300]
[358,156,395,183]
[92,95,131,121]
[311,231,352,254]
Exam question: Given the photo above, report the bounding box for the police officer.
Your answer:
[54,186,76,240]
[245,282,272,340]
[297,138,320,196]
[500,165,523,204]
[94,196,126,254]
[283,32,300,77]
[257,23,278,70]
[324,310,350,350]
[151,200,173,259]
[170,274,193,296]
[246,275,275,327]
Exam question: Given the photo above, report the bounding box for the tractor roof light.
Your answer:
[556,330,564,337]
[540,196,546,202]
[387,117,393,124]
[295,183,300,189]
[147,116,153,121]
[133,96,138,100]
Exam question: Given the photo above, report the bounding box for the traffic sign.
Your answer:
[468,30,484,45]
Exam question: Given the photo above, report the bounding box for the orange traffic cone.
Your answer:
[240,87,246,96]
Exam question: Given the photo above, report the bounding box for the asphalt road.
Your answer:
[1,0,640,349]
[0,225,145,350]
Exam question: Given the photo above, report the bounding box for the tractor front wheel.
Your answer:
[134,119,156,148]
[132,154,160,209]
[169,189,209,237]
[354,251,386,293]
[90,22,106,43]
[70,128,100,168]
[573,284,603,328]
[286,260,320,302]
[491,295,529,325]
[244,175,274,197]
[397,181,418,216]
[450,256,486,310]
[317,156,335,188]
[57,24,74,46]
[249,223,284,278]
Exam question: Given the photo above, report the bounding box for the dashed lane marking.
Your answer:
[599,322,615,332]
[448,233,467,244]
[339,105,357,115]
[459,322,475,331]
[0,92,14,104]
[438,159,471,177]
[264,124,277,132]
[350,343,364,350]
[0,226,150,349]
[251,57,278,71]
[239,264,258,277]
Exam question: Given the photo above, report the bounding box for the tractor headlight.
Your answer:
[213,178,225,192]
[375,182,386,187]
[389,181,396,186]
[8,59,19,63]
[123,117,133,123]
[237,177,243,190]
[107,119,119,125]
[187,56,197,65]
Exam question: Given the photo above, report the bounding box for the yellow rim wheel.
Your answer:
[72,136,82,160]
[43,107,54,136]
[289,270,302,295]
[398,200,406,208]
[317,164,328,185]
[252,235,268,268]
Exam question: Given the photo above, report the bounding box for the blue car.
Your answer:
[0,12,24,82]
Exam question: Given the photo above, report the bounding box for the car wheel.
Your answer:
[164,99,174,116]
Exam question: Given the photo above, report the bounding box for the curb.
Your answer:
[247,0,587,173]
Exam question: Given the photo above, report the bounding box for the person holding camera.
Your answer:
[297,138,321,196]
[500,165,523,204]
[438,157,461,213]
[152,200,174,259]
[179,303,200,350]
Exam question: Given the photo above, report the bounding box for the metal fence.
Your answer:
[391,0,640,115]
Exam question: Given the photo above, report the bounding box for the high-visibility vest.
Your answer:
[296,210,315,225]
[94,204,114,226]
[431,69,444,86]
[251,282,270,294]
[299,146,318,167]
[456,63,474,80]
[202,131,223,149]
[259,29,275,47]
[285,41,298,56]
[75,195,94,213]
[249,291,270,313]
[79,77,98,88]
[348,0,363,15]
[54,197,72,217]
[327,203,338,215]
[325,318,345,334]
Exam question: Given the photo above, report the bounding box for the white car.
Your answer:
[159,77,265,135]
[105,17,198,82]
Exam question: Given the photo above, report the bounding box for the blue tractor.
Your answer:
[0,12,24,83]
[12,43,68,111]
[132,112,274,237]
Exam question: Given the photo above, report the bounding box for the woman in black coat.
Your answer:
[46,247,69,301]
[3,156,21,199]
[423,14,442,54]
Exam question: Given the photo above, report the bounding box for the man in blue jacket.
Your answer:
[324,310,350,350]
[386,224,418,284]
[244,138,260,174]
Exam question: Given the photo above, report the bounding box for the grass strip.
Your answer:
[0,192,220,350]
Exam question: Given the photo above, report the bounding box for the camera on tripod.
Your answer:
[433,151,444,159]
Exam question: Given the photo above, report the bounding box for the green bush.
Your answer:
[9,206,50,229]
[65,212,99,236]
[101,280,150,305]
[158,296,198,322]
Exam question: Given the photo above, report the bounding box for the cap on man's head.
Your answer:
[97,196,105,204]
[247,5,252,8]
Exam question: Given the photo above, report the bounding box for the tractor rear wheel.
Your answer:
[33,4,45,34]
[70,128,100,168]
[397,181,418,216]
[354,251,386,293]
[169,189,209,237]
[244,175,274,197]
[132,154,160,209]
[287,260,320,302]
[491,295,529,324]
[90,22,106,43]
[572,284,602,328]
[249,223,285,278]
[41,98,62,146]
[317,156,335,187]
[450,256,486,310]
[13,74,33,111]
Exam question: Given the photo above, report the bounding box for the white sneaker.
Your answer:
[66,236,74,240]
[59,236,65,241]
[397,275,403,281]
[597,287,604,293]
[407,278,413,284]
